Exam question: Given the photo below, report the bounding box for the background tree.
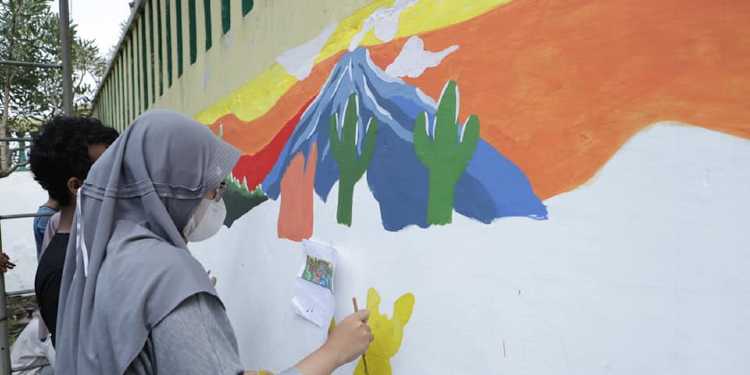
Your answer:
[0,0,107,177]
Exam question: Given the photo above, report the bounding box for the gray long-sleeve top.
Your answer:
[126,293,301,375]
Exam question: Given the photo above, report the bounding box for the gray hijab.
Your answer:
[55,110,241,374]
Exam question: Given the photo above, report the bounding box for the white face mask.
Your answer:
[182,198,227,242]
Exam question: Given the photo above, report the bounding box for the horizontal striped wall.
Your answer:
[92,0,372,130]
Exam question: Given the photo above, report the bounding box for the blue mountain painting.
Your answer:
[262,48,547,231]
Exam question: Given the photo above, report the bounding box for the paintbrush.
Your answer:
[352,297,370,375]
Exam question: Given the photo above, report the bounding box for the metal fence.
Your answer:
[0,213,51,374]
[1,133,49,374]
[0,138,32,173]
[0,0,80,372]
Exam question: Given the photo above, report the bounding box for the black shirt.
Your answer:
[34,232,70,346]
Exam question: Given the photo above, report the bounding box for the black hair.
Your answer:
[87,125,119,146]
[29,116,118,207]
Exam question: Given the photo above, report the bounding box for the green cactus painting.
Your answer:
[414,80,480,225]
[329,93,378,226]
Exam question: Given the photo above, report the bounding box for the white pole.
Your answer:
[0,223,10,375]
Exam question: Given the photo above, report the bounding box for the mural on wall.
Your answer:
[207,0,750,241]
[88,0,750,372]
[261,48,546,232]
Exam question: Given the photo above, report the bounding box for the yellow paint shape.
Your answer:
[354,288,415,375]
[195,64,297,125]
[195,0,510,125]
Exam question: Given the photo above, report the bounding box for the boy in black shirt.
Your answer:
[29,116,118,346]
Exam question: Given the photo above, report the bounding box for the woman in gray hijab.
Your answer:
[55,110,372,375]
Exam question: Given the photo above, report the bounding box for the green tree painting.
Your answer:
[414,80,480,225]
[329,93,378,227]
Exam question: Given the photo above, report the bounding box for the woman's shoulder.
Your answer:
[100,220,205,280]
[94,220,215,323]
[106,220,189,256]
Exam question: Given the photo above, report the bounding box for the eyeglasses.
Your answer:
[212,181,227,202]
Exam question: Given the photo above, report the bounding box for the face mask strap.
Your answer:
[76,189,90,277]
[184,198,211,236]
[184,198,226,243]
[213,181,228,202]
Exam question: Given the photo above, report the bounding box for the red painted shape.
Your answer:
[278,143,318,242]
[231,98,315,189]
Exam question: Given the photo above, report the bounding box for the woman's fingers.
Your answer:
[0,253,14,273]
[0,253,14,265]
[356,309,369,322]
[358,311,372,342]
[322,310,376,367]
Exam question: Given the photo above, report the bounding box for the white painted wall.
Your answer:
[2,122,747,373]
[191,123,750,374]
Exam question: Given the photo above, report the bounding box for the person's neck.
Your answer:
[44,198,59,210]
[57,205,75,233]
